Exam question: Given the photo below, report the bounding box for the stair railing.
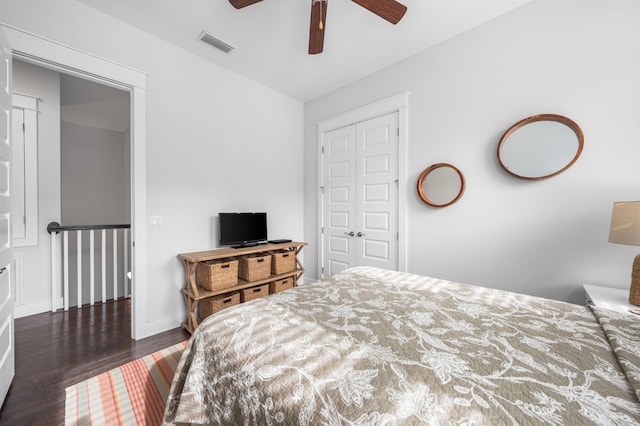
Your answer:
[47,222,131,311]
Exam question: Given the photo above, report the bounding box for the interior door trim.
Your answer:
[317,92,409,277]
[1,23,149,340]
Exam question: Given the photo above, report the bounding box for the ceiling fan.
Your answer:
[228,0,408,54]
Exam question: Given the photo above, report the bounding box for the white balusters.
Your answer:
[101,229,106,304]
[50,231,58,312]
[123,228,129,297]
[48,224,131,310]
[76,231,82,308]
[113,229,118,300]
[89,230,95,306]
[63,231,69,311]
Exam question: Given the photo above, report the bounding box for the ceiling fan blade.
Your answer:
[308,0,327,55]
[351,0,407,24]
[228,0,263,9]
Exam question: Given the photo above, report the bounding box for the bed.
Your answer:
[163,266,640,425]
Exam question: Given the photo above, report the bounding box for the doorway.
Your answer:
[12,60,131,314]
[318,93,409,277]
[3,24,147,340]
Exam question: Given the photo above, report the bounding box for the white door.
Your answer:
[11,94,38,247]
[321,112,399,276]
[0,27,14,406]
[322,125,357,275]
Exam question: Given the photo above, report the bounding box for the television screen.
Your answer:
[218,212,267,247]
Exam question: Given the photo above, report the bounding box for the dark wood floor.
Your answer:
[0,299,190,425]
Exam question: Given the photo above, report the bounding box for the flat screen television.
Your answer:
[218,212,267,248]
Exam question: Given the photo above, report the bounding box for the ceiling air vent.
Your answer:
[199,31,234,54]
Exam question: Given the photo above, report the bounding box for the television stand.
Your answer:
[178,241,307,334]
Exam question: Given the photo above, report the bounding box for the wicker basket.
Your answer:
[271,250,296,275]
[238,254,272,282]
[196,258,238,291]
[629,254,640,306]
[270,277,294,294]
[199,292,240,320]
[241,284,269,302]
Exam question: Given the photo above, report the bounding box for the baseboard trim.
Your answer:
[14,300,55,318]
[133,311,185,341]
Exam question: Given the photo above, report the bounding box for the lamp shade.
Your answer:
[609,201,640,246]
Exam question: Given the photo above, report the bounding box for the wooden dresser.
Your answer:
[178,242,306,334]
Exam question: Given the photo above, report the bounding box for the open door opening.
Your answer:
[12,60,132,316]
[1,23,148,340]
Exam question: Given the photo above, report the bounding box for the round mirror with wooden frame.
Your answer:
[417,163,465,208]
[497,114,584,180]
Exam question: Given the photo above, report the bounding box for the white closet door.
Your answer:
[355,112,399,270]
[322,124,357,275]
[11,94,38,247]
[321,111,399,276]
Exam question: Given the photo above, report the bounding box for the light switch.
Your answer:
[150,215,163,227]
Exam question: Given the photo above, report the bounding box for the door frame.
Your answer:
[0,23,148,340]
[317,92,409,277]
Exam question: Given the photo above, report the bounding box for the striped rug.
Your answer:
[65,341,187,426]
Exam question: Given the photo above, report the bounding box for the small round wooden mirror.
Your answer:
[497,114,584,180]
[417,163,465,207]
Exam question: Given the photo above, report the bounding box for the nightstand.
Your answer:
[583,284,638,315]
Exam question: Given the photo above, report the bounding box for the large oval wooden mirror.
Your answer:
[417,163,465,207]
[497,114,584,180]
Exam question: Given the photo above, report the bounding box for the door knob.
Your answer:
[344,231,355,236]
[357,232,365,237]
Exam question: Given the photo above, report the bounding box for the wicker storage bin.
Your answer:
[238,254,272,282]
[199,292,240,320]
[271,250,296,275]
[196,258,238,291]
[629,254,640,306]
[270,277,294,294]
[240,284,269,303]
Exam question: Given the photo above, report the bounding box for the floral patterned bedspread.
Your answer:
[163,267,640,425]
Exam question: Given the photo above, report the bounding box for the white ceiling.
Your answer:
[60,72,130,132]
[75,0,534,102]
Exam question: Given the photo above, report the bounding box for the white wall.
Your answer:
[61,122,129,225]
[11,60,61,317]
[1,0,304,337]
[304,0,640,304]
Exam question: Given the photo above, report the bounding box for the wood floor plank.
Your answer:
[0,299,189,425]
